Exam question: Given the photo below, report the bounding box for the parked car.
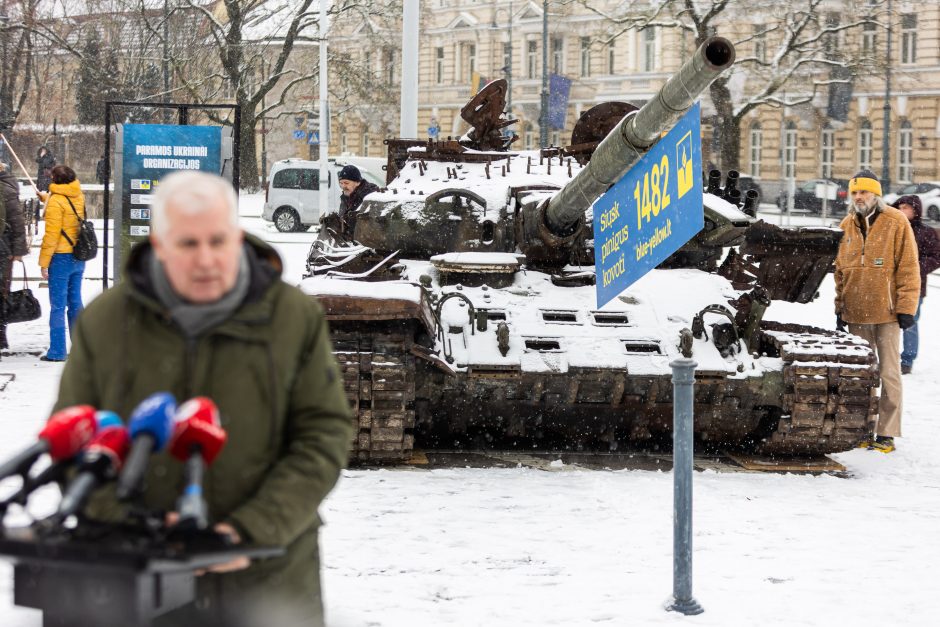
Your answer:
[262,158,385,232]
[776,178,849,215]
[883,181,940,221]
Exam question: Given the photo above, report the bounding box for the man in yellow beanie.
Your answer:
[834,170,920,453]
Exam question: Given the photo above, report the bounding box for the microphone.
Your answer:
[55,425,131,521]
[1,411,122,511]
[0,406,97,481]
[115,393,176,501]
[168,398,227,530]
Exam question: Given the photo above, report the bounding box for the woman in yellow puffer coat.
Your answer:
[38,165,86,362]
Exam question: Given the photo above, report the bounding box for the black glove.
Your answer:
[897,313,916,330]
[836,314,847,332]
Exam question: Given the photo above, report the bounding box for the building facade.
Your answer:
[327,1,940,200]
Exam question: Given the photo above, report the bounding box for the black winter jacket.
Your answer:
[892,195,940,298]
[338,180,379,239]
[0,169,27,257]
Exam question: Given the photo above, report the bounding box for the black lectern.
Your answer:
[0,523,282,627]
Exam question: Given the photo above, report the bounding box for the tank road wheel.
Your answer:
[755,323,880,456]
[332,331,416,462]
[273,206,301,232]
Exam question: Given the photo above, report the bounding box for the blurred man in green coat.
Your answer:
[53,170,354,627]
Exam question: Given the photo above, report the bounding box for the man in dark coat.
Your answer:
[53,171,354,626]
[0,163,27,351]
[336,164,379,240]
[36,146,55,192]
[891,194,940,374]
[95,155,108,185]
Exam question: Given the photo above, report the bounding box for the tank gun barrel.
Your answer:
[542,37,735,236]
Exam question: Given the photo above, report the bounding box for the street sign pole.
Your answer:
[591,104,706,614]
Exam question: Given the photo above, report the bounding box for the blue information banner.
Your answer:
[121,124,222,239]
[593,103,704,308]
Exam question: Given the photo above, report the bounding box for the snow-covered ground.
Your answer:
[1,194,938,626]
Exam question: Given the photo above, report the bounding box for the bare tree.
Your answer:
[575,0,885,171]
[0,0,41,130]
[136,0,392,189]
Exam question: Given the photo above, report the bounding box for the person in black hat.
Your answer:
[834,170,920,453]
[336,164,378,240]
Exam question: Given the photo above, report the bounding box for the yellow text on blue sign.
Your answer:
[592,102,704,308]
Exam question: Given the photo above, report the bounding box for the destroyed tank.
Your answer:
[304,37,879,462]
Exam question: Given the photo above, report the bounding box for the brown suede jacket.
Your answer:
[835,205,921,324]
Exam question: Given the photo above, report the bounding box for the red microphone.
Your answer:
[168,398,227,530]
[0,406,97,481]
[56,425,131,521]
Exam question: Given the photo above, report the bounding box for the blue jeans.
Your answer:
[47,253,85,360]
[900,297,923,367]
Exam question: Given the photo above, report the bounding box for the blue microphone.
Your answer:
[95,410,123,430]
[114,393,176,501]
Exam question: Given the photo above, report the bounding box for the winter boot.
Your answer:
[870,436,896,453]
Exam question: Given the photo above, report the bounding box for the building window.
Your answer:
[552,36,564,73]
[901,14,916,64]
[784,121,798,179]
[363,133,371,157]
[749,122,762,177]
[503,42,512,77]
[858,120,872,171]
[527,40,538,79]
[524,123,533,150]
[340,131,348,155]
[642,27,657,72]
[550,130,560,147]
[467,43,476,81]
[753,25,766,64]
[364,51,373,78]
[435,47,444,84]
[385,49,396,84]
[861,22,876,56]
[607,41,616,74]
[580,37,591,77]
[821,125,835,179]
[898,120,913,182]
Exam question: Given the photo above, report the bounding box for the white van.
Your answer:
[262,158,385,232]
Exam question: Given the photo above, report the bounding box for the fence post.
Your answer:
[667,357,703,615]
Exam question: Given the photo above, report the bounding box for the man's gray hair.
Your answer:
[151,171,239,238]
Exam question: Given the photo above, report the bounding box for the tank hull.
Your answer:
[314,271,877,463]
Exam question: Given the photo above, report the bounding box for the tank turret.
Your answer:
[519,37,735,264]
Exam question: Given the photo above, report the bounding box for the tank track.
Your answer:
[757,322,879,456]
[333,330,417,462]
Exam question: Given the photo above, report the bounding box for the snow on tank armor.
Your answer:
[303,37,878,462]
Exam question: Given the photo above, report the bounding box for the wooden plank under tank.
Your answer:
[725,452,846,473]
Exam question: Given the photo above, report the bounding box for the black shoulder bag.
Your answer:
[60,195,98,261]
[3,260,41,323]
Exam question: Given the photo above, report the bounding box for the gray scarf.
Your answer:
[149,248,250,339]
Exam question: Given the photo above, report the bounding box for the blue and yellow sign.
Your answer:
[593,103,704,308]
